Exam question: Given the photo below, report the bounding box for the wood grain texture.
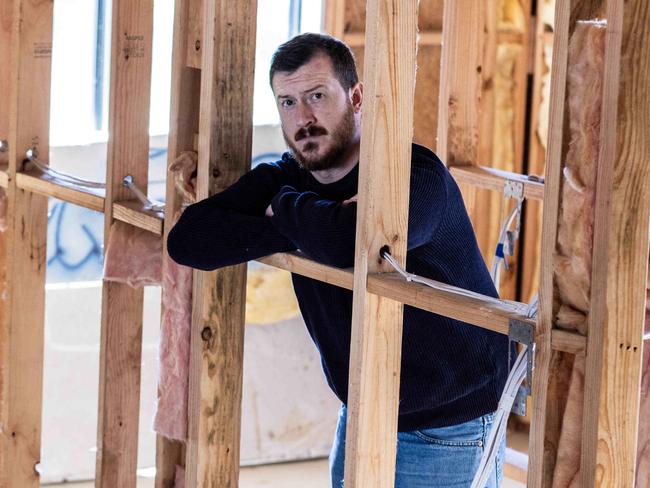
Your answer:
[95,0,153,486]
[112,200,163,235]
[449,165,545,201]
[580,1,650,486]
[15,170,105,212]
[260,252,586,354]
[343,1,417,486]
[0,0,11,168]
[343,0,443,33]
[184,0,257,486]
[323,0,346,37]
[0,1,52,486]
[185,0,202,69]
[155,0,201,484]
[528,1,572,486]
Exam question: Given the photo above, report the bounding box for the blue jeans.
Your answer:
[329,405,505,488]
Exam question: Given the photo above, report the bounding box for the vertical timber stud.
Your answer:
[580,0,650,486]
[437,1,487,216]
[0,0,52,486]
[528,2,571,486]
[155,0,201,485]
[95,0,153,486]
[343,1,417,487]
[184,1,257,486]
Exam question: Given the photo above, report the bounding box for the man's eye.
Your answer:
[281,99,294,108]
[312,92,323,100]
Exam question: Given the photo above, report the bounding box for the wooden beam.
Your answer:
[449,165,545,201]
[528,2,573,486]
[15,170,105,212]
[323,0,346,38]
[580,1,650,486]
[185,0,203,69]
[0,0,53,486]
[343,1,418,486]
[155,0,201,484]
[260,253,586,355]
[112,200,163,235]
[184,0,257,486]
[95,0,153,486]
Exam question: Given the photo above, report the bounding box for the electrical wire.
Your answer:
[28,154,106,189]
[380,250,533,487]
[26,152,164,211]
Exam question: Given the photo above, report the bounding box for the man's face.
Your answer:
[272,54,362,172]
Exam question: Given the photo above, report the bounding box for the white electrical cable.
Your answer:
[381,250,532,488]
[26,152,164,212]
[122,175,165,212]
[490,202,522,288]
[28,154,106,189]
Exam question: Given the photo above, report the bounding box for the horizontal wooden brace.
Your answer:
[112,199,163,235]
[260,252,586,355]
[8,170,584,355]
[450,165,545,201]
[16,170,105,211]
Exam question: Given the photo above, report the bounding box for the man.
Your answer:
[168,33,508,487]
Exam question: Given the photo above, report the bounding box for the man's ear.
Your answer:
[350,82,363,112]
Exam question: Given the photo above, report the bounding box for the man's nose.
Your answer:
[295,102,316,129]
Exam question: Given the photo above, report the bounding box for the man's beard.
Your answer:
[283,105,356,172]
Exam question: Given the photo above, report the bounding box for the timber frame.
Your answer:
[0,0,648,487]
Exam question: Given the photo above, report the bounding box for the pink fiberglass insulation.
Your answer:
[175,465,185,488]
[551,20,605,488]
[153,213,193,440]
[553,20,605,336]
[153,151,197,443]
[103,220,162,287]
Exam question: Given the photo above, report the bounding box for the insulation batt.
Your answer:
[153,209,193,440]
[551,20,605,488]
[103,220,162,287]
[153,151,196,441]
[553,20,606,336]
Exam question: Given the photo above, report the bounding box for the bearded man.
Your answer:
[168,33,508,488]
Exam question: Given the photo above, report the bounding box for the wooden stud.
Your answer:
[449,165,545,201]
[323,0,346,38]
[528,1,575,485]
[95,0,153,486]
[580,1,650,486]
[185,0,203,69]
[343,1,418,486]
[183,0,257,486]
[154,0,201,484]
[437,0,489,226]
[0,0,53,486]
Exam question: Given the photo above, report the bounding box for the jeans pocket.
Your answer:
[412,415,488,448]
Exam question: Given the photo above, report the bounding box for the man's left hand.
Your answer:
[265,203,274,217]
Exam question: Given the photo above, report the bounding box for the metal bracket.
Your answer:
[503,179,524,200]
[508,318,535,416]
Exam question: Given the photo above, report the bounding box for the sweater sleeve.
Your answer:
[269,161,448,268]
[167,162,297,271]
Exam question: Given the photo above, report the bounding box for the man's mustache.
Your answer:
[295,125,328,141]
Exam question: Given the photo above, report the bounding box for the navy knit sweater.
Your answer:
[167,143,510,431]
